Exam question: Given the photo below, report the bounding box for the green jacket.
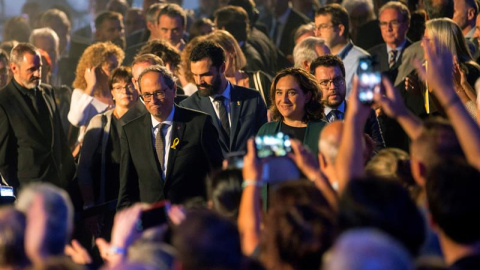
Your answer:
[257,120,328,156]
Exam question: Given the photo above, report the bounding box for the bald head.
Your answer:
[319,121,344,165]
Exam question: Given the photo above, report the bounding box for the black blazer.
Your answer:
[343,102,386,151]
[117,105,223,208]
[0,81,76,190]
[278,9,311,57]
[180,84,267,155]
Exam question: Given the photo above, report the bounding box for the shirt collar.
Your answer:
[465,27,476,39]
[324,100,346,115]
[12,78,34,96]
[209,81,231,102]
[151,105,175,129]
[387,39,407,52]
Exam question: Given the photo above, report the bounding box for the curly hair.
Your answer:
[269,67,324,123]
[136,39,181,70]
[72,42,124,90]
[180,35,207,84]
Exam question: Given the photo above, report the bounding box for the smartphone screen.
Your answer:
[255,132,292,159]
[357,57,381,105]
[226,151,245,169]
[138,200,168,231]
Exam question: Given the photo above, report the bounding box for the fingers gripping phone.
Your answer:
[357,56,381,105]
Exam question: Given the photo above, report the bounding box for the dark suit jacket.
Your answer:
[0,81,76,190]
[342,103,386,151]
[180,85,267,155]
[368,40,412,83]
[117,105,223,208]
[278,9,311,58]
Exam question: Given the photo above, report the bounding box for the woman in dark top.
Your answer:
[257,67,326,156]
[78,66,138,239]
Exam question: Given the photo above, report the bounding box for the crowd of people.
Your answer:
[1,0,480,269]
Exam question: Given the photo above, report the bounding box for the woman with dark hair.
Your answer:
[78,66,138,238]
[206,169,243,222]
[257,67,325,155]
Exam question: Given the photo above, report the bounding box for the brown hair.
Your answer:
[269,67,324,123]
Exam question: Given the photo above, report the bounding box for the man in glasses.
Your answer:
[368,2,411,83]
[310,55,385,150]
[315,4,369,96]
[117,65,223,208]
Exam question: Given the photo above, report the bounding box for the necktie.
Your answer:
[327,110,342,122]
[155,123,167,173]
[272,20,281,46]
[214,96,230,137]
[389,50,398,68]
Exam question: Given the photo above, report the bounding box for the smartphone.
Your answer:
[255,132,292,159]
[357,56,381,105]
[137,200,168,231]
[226,151,245,169]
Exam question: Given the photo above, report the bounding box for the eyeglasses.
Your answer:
[379,20,403,28]
[140,90,166,102]
[318,77,345,88]
[315,24,335,32]
[112,85,134,93]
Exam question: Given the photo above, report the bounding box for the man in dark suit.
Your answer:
[118,65,223,208]
[0,43,76,191]
[180,41,268,155]
[368,2,412,150]
[263,0,311,60]
[310,55,385,150]
[368,2,411,83]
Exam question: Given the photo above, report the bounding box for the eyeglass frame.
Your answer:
[379,20,403,29]
[315,23,337,32]
[318,76,345,88]
[139,90,167,102]
[112,84,135,93]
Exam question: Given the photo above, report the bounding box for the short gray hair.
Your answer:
[138,64,176,92]
[294,22,315,43]
[29,27,60,60]
[16,183,73,256]
[9,43,39,65]
[293,37,329,69]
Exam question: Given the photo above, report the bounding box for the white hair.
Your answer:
[293,36,329,69]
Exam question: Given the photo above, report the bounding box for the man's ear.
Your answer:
[219,62,226,74]
[467,7,476,21]
[337,24,346,38]
[303,60,310,71]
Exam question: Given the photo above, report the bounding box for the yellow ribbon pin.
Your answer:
[171,138,180,149]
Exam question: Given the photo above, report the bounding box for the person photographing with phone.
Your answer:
[310,55,385,151]
[257,67,325,156]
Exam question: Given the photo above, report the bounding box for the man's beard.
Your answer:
[197,75,222,97]
[23,77,41,89]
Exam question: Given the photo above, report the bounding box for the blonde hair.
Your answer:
[72,42,124,90]
[425,18,473,63]
[206,30,247,72]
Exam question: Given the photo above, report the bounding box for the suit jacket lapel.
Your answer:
[142,114,162,181]
[165,106,185,183]
[230,86,243,148]
[200,95,229,149]
[8,83,44,133]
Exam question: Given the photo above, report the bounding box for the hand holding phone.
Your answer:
[357,57,381,105]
